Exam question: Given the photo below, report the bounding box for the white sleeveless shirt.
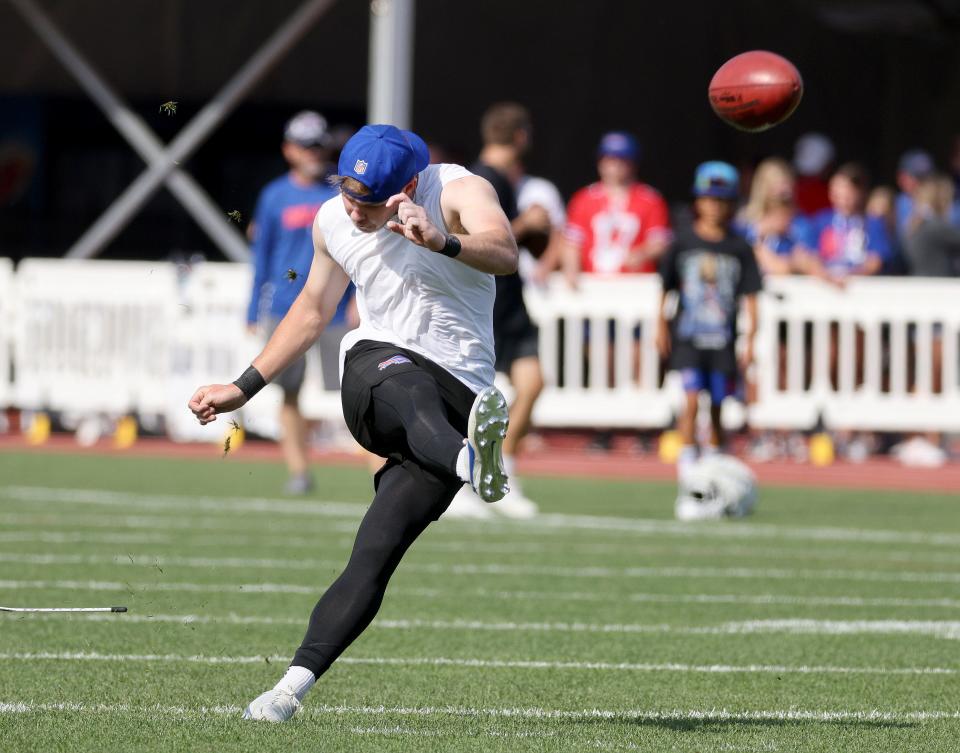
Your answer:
[317,163,496,394]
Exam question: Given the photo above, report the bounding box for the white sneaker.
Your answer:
[466,386,510,503]
[242,687,301,722]
[443,485,494,519]
[494,487,538,519]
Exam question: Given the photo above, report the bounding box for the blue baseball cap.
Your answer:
[897,148,935,179]
[337,124,430,203]
[597,131,640,161]
[693,161,740,200]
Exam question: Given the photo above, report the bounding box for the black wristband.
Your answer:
[438,234,462,258]
[232,365,267,400]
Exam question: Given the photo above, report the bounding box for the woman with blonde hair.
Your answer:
[736,157,813,277]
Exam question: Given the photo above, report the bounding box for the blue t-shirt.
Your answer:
[736,215,813,256]
[246,174,346,324]
[806,209,892,275]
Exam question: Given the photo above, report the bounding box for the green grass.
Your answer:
[0,450,958,752]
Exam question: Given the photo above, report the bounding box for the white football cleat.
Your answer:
[242,687,301,722]
[466,386,510,503]
[494,487,539,519]
[443,485,494,519]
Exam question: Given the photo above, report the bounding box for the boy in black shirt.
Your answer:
[657,162,762,476]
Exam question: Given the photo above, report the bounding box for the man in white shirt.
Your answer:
[187,124,517,722]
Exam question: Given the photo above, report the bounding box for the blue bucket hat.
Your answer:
[693,161,740,200]
[337,124,430,204]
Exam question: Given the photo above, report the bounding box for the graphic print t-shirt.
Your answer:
[246,174,338,323]
[806,209,891,275]
[565,182,671,273]
[659,227,762,351]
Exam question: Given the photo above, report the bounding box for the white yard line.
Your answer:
[10,613,960,640]
[6,525,960,566]
[0,512,361,535]
[0,486,365,518]
[0,650,956,674]
[3,485,959,548]
[0,531,170,545]
[2,550,958,584]
[2,699,958,724]
[5,578,960,609]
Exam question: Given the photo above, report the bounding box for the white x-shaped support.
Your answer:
[11,0,337,261]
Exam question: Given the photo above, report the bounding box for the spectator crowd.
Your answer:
[249,104,960,489]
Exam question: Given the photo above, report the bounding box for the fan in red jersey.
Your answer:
[562,131,672,284]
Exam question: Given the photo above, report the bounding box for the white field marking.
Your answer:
[3,550,960,585]
[0,531,170,545]
[5,578,960,611]
[0,651,957,675]
[0,512,362,536]
[405,538,960,566]
[5,521,960,567]
[11,611,960,642]
[5,521,960,572]
[3,700,958,725]
[0,579,319,594]
[5,485,960,550]
[0,486,366,518]
[5,516,960,570]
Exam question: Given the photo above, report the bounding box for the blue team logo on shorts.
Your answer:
[378,355,412,371]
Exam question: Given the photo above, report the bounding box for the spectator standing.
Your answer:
[893,173,960,467]
[894,149,937,243]
[904,174,960,277]
[793,132,835,216]
[562,132,671,284]
[246,111,351,494]
[466,102,547,518]
[515,171,566,286]
[656,162,761,477]
[736,158,813,276]
[807,163,892,282]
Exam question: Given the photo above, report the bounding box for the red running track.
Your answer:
[1,434,958,494]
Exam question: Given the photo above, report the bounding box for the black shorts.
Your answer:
[669,341,737,376]
[493,321,539,373]
[265,318,348,393]
[340,340,476,459]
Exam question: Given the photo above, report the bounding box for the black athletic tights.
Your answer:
[291,371,466,677]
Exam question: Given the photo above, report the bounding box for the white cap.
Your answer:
[794,132,835,176]
[283,111,330,147]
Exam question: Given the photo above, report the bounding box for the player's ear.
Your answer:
[403,176,418,196]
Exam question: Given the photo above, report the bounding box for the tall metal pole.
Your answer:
[367,0,416,128]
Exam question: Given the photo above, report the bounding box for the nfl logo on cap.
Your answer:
[353,159,368,175]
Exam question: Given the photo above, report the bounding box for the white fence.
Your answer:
[0,258,13,408]
[2,257,959,438]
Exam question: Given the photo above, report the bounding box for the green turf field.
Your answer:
[0,450,958,752]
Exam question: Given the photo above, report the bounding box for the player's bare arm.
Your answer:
[739,293,758,369]
[386,176,517,275]
[188,221,350,425]
[656,289,672,359]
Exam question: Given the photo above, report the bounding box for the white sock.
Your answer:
[455,441,471,484]
[677,445,698,481]
[275,665,315,702]
[702,444,721,457]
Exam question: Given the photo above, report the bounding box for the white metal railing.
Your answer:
[0,257,13,408]
[3,258,959,437]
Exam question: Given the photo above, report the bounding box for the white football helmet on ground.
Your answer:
[675,454,758,521]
